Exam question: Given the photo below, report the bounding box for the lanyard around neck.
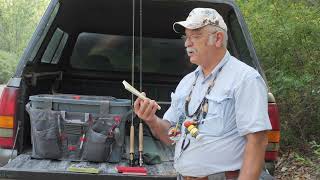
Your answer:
[184,65,225,120]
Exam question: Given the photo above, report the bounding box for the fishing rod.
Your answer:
[129,0,135,167]
[138,0,143,167]
[129,0,144,167]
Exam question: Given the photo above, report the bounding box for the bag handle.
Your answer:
[60,111,90,124]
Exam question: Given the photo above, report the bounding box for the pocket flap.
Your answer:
[206,94,231,103]
[34,127,58,140]
[206,93,232,116]
[88,129,108,143]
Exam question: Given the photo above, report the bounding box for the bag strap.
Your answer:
[100,101,110,118]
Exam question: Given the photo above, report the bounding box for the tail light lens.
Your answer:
[268,103,280,130]
[0,137,14,149]
[267,131,280,143]
[265,151,279,161]
[265,102,280,161]
[0,87,19,149]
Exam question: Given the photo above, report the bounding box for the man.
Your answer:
[134,8,272,180]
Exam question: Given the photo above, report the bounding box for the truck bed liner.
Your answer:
[0,154,176,180]
[0,136,176,180]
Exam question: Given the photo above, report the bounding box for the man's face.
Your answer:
[183,27,215,66]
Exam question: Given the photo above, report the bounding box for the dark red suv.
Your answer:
[0,0,280,179]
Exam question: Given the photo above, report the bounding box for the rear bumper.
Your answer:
[0,148,16,167]
[0,168,273,180]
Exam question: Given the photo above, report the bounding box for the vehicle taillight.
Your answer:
[267,131,280,143]
[268,103,280,130]
[265,151,279,161]
[0,87,19,149]
[265,102,280,161]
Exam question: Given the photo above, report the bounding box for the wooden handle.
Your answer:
[130,125,135,154]
[139,122,143,152]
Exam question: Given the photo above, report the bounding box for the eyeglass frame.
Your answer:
[181,31,219,43]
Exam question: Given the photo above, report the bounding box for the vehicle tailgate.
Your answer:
[0,153,176,180]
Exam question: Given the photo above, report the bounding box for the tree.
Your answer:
[0,0,50,55]
[236,0,320,149]
[0,0,50,83]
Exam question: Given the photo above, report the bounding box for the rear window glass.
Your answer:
[70,33,195,75]
[41,28,68,64]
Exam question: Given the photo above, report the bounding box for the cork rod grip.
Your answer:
[139,122,143,151]
[130,125,135,154]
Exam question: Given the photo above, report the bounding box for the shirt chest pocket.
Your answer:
[171,92,187,114]
[199,95,232,137]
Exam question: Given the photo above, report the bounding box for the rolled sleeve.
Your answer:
[163,92,184,126]
[163,106,180,126]
[234,74,272,136]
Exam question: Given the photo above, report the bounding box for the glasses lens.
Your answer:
[181,35,187,42]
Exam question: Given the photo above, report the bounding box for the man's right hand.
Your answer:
[133,92,159,124]
[134,93,173,144]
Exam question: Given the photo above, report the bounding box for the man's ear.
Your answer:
[215,32,224,48]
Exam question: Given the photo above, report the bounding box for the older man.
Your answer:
[134,8,272,180]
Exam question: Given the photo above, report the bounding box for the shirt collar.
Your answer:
[194,50,231,80]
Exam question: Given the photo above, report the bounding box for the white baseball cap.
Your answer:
[173,8,227,33]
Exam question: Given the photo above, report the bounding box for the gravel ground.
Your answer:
[275,151,320,180]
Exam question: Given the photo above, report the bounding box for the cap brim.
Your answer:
[173,21,201,33]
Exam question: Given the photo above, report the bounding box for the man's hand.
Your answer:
[133,92,173,144]
[134,92,159,124]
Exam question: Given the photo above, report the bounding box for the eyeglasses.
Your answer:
[181,31,218,43]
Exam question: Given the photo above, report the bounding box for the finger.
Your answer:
[140,92,158,109]
[139,99,150,115]
[134,98,141,114]
[154,101,160,110]
[147,103,158,120]
[144,100,155,118]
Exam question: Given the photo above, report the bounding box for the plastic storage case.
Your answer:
[26,94,131,163]
[29,94,130,114]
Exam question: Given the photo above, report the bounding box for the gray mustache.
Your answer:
[186,47,197,54]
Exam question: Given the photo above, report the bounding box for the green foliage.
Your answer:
[291,141,320,173]
[310,141,320,160]
[0,0,50,83]
[236,0,320,150]
[0,50,18,83]
[293,152,313,166]
[0,0,50,55]
[310,141,320,173]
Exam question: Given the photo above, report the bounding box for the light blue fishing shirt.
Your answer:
[163,51,272,177]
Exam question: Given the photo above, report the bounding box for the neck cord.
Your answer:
[180,65,225,152]
[184,65,224,120]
